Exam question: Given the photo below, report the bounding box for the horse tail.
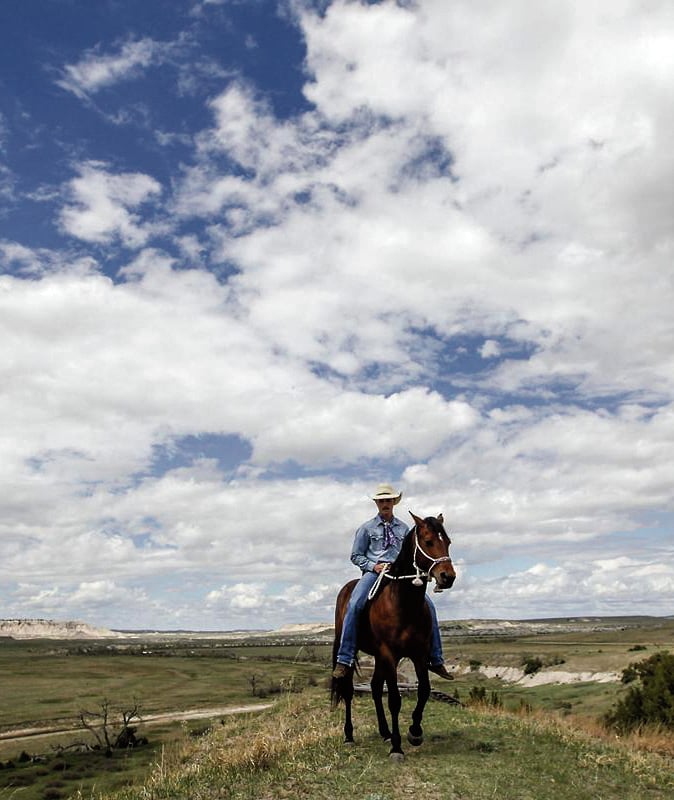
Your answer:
[330,627,348,707]
[330,654,340,707]
[330,676,342,708]
[331,661,357,708]
[331,579,358,708]
[331,630,358,708]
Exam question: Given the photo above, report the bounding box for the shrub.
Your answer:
[522,656,543,675]
[604,651,674,732]
[467,686,502,707]
[468,686,486,703]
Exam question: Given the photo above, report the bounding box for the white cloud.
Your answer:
[57,38,163,99]
[0,164,15,204]
[59,161,163,247]
[205,580,339,626]
[1,240,99,277]
[10,580,163,628]
[252,389,478,465]
[165,1,674,409]
[0,254,483,602]
[480,340,501,359]
[404,403,674,547]
[449,553,674,619]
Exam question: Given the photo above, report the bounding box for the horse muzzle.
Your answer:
[432,565,456,591]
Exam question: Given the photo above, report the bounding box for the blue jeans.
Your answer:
[336,571,444,667]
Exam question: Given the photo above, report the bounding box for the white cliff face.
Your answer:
[0,618,122,639]
[457,664,621,685]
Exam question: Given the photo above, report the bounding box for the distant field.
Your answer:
[0,638,330,800]
[441,615,674,672]
[0,638,330,738]
[2,617,673,737]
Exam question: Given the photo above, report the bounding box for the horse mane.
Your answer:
[388,525,418,578]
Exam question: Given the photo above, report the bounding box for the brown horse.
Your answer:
[331,513,456,760]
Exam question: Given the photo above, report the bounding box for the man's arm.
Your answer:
[350,524,376,572]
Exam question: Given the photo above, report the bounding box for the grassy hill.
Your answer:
[89,690,673,800]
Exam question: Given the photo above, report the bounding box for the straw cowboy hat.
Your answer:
[371,483,402,505]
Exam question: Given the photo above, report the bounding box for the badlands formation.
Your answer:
[0,618,122,639]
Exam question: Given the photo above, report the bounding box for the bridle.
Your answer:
[367,526,453,600]
[410,528,453,588]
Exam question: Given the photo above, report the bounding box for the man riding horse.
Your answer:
[332,482,453,680]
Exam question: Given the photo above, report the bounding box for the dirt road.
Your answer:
[0,703,273,745]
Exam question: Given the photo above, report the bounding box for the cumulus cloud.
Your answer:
[450,554,674,619]
[59,161,163,247]
[10,580,164,628]
[205,581,338,627]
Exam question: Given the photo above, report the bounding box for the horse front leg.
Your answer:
[407,658,431,747]
[385,662,404,760]
[371,661,392,742]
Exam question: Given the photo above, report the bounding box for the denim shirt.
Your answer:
[350,514,410,573]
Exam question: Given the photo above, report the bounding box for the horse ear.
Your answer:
[437,513,444,524]
[409,511,423,525]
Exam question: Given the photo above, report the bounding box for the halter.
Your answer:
[367,527,452,600]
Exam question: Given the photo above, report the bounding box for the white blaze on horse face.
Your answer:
[426,527,454,591]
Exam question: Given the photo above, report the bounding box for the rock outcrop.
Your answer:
[0,618,122,639]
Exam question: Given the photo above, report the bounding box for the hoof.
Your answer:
[344,739,355,747]
[389,751,405,762]
[407,731,423,747]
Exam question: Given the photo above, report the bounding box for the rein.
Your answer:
[367,527,452,600]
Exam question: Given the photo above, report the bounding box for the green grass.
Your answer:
[445,672,624,718]
[85,690,674,800]
[0,737,162,800]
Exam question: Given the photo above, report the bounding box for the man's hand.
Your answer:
[373,562,390,574]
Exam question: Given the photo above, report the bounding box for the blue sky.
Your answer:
[1,0,673,630]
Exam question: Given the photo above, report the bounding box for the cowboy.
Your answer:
[332,483,453,680]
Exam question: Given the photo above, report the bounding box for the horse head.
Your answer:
[409,512,456,591]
